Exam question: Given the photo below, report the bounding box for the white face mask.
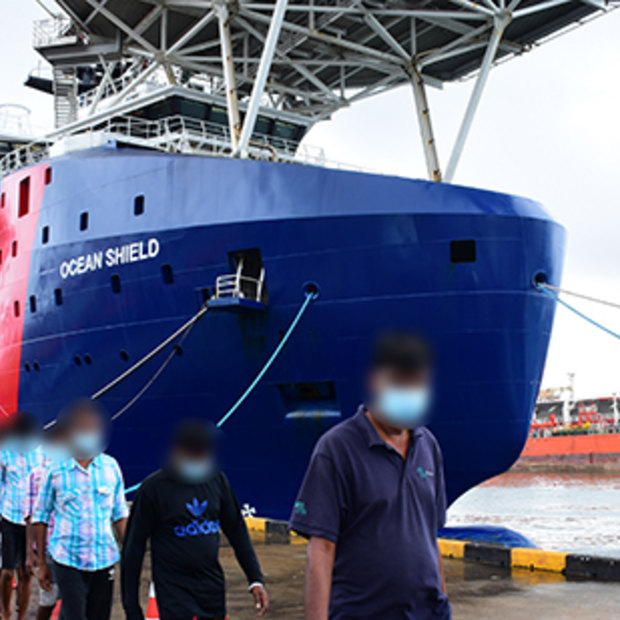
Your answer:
[376,386,432,429]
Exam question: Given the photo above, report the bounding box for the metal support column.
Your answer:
[411,68,442,182]
[235,0,289,157]
[444,13,510,182]
[216,5,242,151]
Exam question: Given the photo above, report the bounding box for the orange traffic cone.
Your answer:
[146,583,159,620]
[51,600,62,620]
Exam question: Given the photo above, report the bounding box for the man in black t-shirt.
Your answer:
[121,420,268,620]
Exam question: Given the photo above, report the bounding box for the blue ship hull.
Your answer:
[1,144,564,519]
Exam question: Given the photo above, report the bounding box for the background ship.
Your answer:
[0,0,612,519]
[521,378,620,468]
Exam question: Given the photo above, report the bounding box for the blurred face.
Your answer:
[369,368,432,429]
[172,446,215,484]
[45,431,71,463]
[69,408,105,459]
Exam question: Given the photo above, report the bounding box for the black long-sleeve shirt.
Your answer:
[121,467,263,620]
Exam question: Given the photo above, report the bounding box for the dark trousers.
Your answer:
[53,562,114,620]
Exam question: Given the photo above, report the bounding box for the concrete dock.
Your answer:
[132,544,620,619]
[20,543,620,618]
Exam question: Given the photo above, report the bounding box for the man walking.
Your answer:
[32,399,129,620]
[25,421,71,620]
[290,332,451,620]
[0,412,44,620]
[122,419,268,620]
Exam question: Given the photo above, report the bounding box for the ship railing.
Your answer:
[33,17,75,48]
[0,113,373,177]
[215,273,265,302]
[0,142,51,177]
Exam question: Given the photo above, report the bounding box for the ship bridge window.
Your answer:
[80,212,89,231]
[18,177,30,218]
[134,195,145,216]
[450,239,476,263]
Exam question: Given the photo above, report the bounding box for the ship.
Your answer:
[0,0,612,519]
[520,390,620,469]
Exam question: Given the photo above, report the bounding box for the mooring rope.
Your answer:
[539,283,620,312]
[215,291,314,428]
[537,282,620,340]
[125,293,315,495]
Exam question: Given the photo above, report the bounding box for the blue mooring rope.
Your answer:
[125,291,316,495]
[537,282,620,340]
[215,292,315,428]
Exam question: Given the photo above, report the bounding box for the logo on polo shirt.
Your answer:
[173,497,219,537]
[416,467,434,479]
[294,501,307,516]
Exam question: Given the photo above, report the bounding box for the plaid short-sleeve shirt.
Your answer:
[32,453,129,571]
[0,447,45,525]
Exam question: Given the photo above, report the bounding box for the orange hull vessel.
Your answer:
[522,433,620,463]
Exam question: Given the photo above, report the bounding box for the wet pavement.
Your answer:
[20,543,620,618]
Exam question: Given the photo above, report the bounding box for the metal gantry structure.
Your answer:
[31,0,613,181]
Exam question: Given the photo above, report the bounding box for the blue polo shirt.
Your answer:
[290,407,450,620]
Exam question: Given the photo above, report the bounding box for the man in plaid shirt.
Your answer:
[0,412,44,620]
[25,422,71,620]
[33,400,129,620]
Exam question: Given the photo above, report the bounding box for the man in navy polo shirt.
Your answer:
[290,332,451,620]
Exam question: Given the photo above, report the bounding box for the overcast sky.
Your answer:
[2,1,620,398]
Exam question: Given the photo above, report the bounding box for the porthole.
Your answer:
[29,295,37,313]
[161,264,174,285]
[18,177,30,218]
[24,362,31,372]
[79,212,89,231]
[11,240,17,257]
[42,226,50,244]
[120,350,130,362]
[450,239,477,264]
[84,354,92,365]
[0,192,5,208]
[13,300,20,317]
[74,355,82,366]
[134,195,145,216]
[111,274,122,294]
[33,361,40,371]
[45,168,52,185]
[54,288,63,306]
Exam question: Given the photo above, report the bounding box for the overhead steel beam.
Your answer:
[235,0,289,157]
[411,67,442,182]
[444,13,510,182]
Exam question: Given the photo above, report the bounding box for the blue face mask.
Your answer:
[44,444,71,464]
[71,431,103,459]
[377,386,431,429]
[177,459,214,484]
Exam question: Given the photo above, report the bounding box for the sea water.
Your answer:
[447,472,620,556]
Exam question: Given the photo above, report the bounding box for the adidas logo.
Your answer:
[186,497,208,517]
[174,519,220,537]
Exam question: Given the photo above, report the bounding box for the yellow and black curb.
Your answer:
[439,539,620,581]
[244,517,620,582]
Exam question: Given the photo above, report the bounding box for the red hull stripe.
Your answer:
[0,164,48,417]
